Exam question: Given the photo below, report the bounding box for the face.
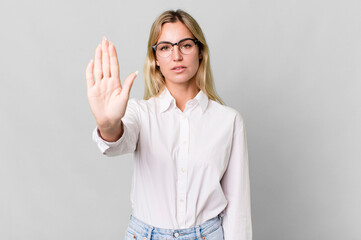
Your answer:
[155,21,201,86]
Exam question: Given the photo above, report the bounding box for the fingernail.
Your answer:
[135,70,139,76]
[103,36,107,41]
[90,59,93,63]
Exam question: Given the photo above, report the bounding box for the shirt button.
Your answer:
[181,168,186,173]
[180,198,184,202]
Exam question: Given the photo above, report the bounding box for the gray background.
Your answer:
[0,0,360,239]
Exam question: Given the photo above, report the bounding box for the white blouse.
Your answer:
[92,86,252,240]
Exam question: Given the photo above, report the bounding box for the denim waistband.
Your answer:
[127,214,223,240]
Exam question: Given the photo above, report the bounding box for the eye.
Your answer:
[157,43,171,52]
[182,44,192,49]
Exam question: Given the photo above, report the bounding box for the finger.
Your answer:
[102,36,110,78]
[122,71,138,96]
[109,41,119,79]
[94,44,102,81]
[85,59,95,89]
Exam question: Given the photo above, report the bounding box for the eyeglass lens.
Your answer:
[155,39,196,57]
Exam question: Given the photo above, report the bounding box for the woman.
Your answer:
[85,9,252,240]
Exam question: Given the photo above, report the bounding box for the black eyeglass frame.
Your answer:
[152,38,200,54]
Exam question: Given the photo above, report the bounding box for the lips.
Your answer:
[171,65,186,73]
[172,65,186,70]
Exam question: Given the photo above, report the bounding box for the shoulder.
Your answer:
[208,100,244,121]
[127,97,157,114]
[207,100,246,133]
[128,97,152,106]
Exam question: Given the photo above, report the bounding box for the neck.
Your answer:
[165,80,200,112]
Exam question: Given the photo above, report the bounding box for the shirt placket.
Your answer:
[177,112,189,227]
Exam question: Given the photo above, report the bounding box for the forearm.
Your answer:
[97,120,124,142]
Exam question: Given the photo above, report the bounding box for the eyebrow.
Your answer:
[156,37,195,44]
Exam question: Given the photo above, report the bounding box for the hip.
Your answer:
[124,214,224,240]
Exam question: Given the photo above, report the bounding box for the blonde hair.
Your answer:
[143,9,224,105]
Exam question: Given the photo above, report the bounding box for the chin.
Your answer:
[165,73,197,84]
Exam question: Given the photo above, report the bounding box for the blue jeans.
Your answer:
[124,214,224,240]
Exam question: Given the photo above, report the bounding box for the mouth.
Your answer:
[172,66,186,73]
[172,66,186,70]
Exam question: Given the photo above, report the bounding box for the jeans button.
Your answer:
[174,232,179,237]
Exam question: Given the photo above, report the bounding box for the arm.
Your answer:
[92,98,140,156]
[85,36,138,151]
[220,113,252,240]
[97,119,124,142]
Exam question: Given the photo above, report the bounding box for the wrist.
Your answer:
[97,121,123,142]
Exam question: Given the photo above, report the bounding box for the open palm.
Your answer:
[85,37,137,130]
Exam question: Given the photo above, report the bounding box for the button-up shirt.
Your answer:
[92,86,252,240]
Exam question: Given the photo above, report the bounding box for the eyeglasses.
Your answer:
[152,38,199,58]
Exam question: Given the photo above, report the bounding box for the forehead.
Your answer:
[157,21,194,43]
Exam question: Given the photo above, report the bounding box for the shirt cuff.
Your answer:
[92,125,127,154]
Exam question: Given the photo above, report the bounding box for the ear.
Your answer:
[156,59,160,66]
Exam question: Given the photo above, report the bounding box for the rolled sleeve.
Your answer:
[91,98,140,157]
[220,113,252,240]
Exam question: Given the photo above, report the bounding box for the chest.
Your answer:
[136,111,234,178]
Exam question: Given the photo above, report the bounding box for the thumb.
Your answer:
[122,71,138,97]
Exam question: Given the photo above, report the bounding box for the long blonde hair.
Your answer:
[143,9,224,105]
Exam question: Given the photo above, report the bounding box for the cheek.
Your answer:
[156,59,169,72]
[192,49,201,68]
[190,55,200,70]
[158,60,169,73]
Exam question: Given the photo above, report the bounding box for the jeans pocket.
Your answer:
[203,224,224,240]
[125,231,135,240]
[124,227,141,240]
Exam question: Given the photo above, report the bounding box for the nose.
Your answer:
[172,45,183,61]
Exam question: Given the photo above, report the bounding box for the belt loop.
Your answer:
[195,224,202,239]
[146,225,154,240]
[219,215,223,224]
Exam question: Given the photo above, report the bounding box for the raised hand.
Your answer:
[85,37,137,141]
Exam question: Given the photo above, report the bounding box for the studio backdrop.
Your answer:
[0,0,360,239]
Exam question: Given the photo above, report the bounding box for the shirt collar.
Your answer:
[158,86,209,113]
